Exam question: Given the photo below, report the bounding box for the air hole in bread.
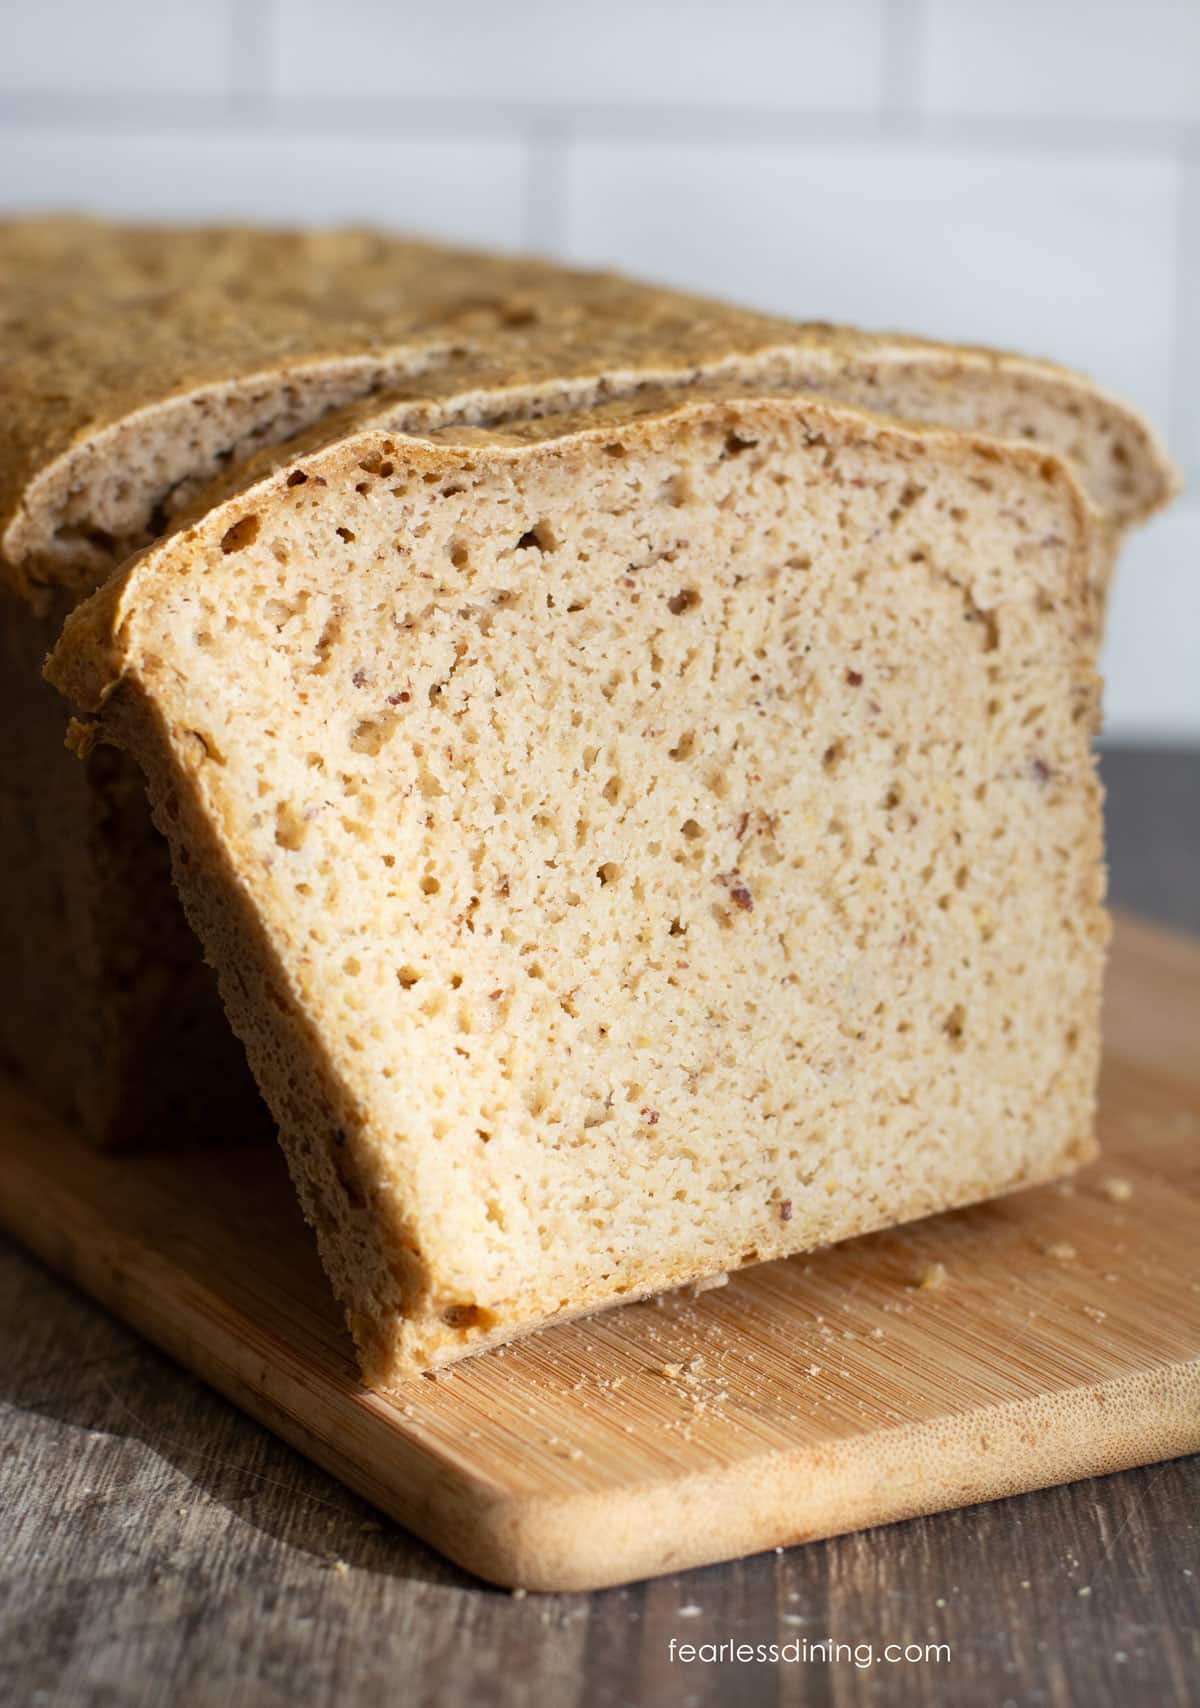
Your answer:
[221,513,260,553]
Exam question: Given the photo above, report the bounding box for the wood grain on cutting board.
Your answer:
[1,911,1197,1592]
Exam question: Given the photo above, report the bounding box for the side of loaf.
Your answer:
[0,588,265,1142]
[48,387,1105,1383]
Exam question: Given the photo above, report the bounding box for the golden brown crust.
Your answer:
[0,218,793,575]
[2,218,1176,596]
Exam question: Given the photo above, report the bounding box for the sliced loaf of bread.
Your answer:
[49,383,1108,1382]
[2,218,1173,1148]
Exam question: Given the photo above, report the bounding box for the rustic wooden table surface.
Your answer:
[2,746,1197,1708]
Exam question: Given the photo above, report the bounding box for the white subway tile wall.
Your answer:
[1104,506,1200,738]
[270,0,888,112]
[1,0,1195,737]
[561,140,1179,428]
[0,0,237,98]
[921,0,1200,124]
[0,128,528,244]
[1179,159,1200,480]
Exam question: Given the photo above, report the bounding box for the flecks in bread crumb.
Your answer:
[50,393,1110,1383]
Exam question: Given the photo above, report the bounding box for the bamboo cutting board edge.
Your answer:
[2,909,1198,1593]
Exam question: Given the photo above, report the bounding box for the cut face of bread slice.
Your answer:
[49,391,1105,1384]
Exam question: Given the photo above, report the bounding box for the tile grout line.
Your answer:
[0,89,1197,158]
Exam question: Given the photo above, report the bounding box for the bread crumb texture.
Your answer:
[49,393,1107,1384]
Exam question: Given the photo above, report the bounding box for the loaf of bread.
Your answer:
[47,367,1146,1382]
[2,219,1174,1156]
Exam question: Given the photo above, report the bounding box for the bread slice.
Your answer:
[48,384,1106,1383]
[1,218,1174,1147]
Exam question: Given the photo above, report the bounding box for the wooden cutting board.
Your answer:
[1,911,1197,1592]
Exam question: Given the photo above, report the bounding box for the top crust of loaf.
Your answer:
[0,218,1175,598]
